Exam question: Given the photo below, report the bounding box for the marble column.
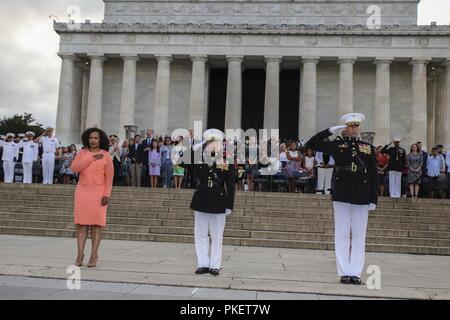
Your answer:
[55,54,77,146]
[410,59,429,150]
[86,55,107,129]
[119,55,139,140]
[80,66,90,133]
[70,63,83,144]
[338,58,356,118]
[427,71,436,150]
[153,54,172,136]
[263,56,282,132]
[373,58,393,146]
[299,57,319,140]
[224,55,243,131]
[439,60,450,149]
[189,55,208,130]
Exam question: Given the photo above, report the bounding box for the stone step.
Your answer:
[3,211,450,236]
[2,218,450,248]
[0,225,449,255]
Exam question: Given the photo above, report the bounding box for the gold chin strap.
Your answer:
[345,122,361,127]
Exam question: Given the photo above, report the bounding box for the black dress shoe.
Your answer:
[350,276,362,285]
[210,269,220,276]
[195,267,210,275]
[340,276,351,284]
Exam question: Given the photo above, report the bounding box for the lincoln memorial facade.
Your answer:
[54,0,450,150]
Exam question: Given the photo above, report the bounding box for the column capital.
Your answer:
[88,54,107,62]
[57,53,78,61]
[337,57,356,64]
[373,58,394,65]
[121,54,140,62]
[265,56,282,63]
[226,55,244,63]
[301,56,320,64]
[190,55,208,62]
[155,54,173,62]
[409,58,431,65]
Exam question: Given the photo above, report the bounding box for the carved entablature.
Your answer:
[102,0,419,26]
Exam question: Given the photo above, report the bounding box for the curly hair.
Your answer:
[81,128,110,151]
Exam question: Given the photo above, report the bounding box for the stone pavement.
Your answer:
[0,235,449,300]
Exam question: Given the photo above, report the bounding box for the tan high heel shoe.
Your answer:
[87,255,99,268]
[74,254,84,267]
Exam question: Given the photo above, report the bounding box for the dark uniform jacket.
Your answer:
[380,144,406,172]
[183,160,236,214]
[127,143,145,164]
[305,129,378,206]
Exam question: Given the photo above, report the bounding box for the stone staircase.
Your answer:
[1,183,450,255]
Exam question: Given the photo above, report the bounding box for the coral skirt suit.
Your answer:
[71,149,114,226]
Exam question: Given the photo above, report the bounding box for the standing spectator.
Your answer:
[406,143,423,199]
[142,128,155,187]
[36,127,61,185]
[172,136,186,189]
[286,142,302,193]
[120,139,131,186]
[109,135,121,186]
[60,146,75,184]
[148,139,161,188]
[18,131,38,184]
[245,136,259,192]
[302,148,317,177]
[71,128,114,268]
[128,135,144,187]
[0,133,18,183]
[160,136,173,188]
[185,129,197,189]
[315,150,335,195]
[427,147,443,198]
[381,137,406,198]
[279,143,288,169]
[446,147,450,198]
[416,141,428,197]
[376,146,389,196]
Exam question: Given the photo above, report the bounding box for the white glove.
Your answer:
[368,203,376,211]
[329,125,346,134]
[192,140,206,152]
[225,209,232,215]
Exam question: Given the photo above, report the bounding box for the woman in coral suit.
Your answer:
[71,127,114,268]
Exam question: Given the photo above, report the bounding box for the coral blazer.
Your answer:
[71,149,114,197]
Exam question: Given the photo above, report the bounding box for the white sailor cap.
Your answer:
[6,133,15,138]
[203,128,225,142]
[25,131,35,136]
[393,137,401,142]
[18,133,25,138]
[341,113,366,126]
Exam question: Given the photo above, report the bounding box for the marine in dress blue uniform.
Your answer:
[305,113,378,285]
[181,129,236,276]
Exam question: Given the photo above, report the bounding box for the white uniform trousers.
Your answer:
[388,171,402,198]
[333,201,369,278]
[42,153,55,184]
[22,162,33,184]
[194,211,226,270]
[316,167,333,195]
[3,161,16,183]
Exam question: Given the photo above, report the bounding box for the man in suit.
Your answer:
[141,128,155,187]
[128,134,145,187]
[416,141,428,198]
[184,129,198,189]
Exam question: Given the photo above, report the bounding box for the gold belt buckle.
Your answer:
[351,163,357,172]
[208,180,214,188]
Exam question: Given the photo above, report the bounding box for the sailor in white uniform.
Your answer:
[0,133,19,183]
[36,127,61,185]
[17,131,39,184]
